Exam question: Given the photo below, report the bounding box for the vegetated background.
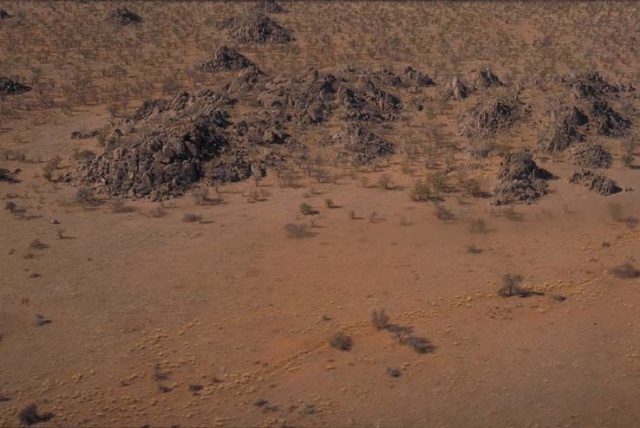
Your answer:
[0,1,638,114]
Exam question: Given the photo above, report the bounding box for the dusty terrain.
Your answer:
[1,1,640,427]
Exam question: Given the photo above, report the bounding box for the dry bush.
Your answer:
[377,173,392,190]
[182,213,202,223]
[371,309,390,330]
[284,223,310,239]
[329,332,353,351]
[433,202,454,222]
[75,187,94,203]
[5,201,25,217]
[404,336,435,354]
[469,218,488,233]
[299,202,316,215]
[111,199,134,213]
[18,404,53,426]
[497,273,543,298]
[609,263,640,279]
[42,156,61,182]
[29,239,48,250]
[410,180,432,202]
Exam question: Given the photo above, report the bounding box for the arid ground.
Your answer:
[1,1,640,427]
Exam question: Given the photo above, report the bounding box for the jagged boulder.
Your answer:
[222,14,294,44]
[196,46,259,73]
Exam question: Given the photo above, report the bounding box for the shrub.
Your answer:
[426,171,448,194]
[469,218,488,233]
[182,213,202,223]
[299,202,315,215]
[498,273,543,297]
[371,309,390,330]
[112,199,134,213]
[466,244,483,254]
[29,239,48,250]
[284,223,310,239]
[18,404,53,426]
[193,188,210,205]
[329,332,353,351]
[410,180,431,202]
[610,263,640,279]
[75,187,94,203]
[42,156,61,182]
[404,336,435,354]
[386,367,402,378]
[377,173,392,190]
[460,178,482,197]
[433,202,454,222]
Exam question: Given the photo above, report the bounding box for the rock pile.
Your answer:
[591,99,630,137]
[444,76,470,100]
[254,0,287,13]
[569,169,621,195]
[458,96,522,138]
[569,143,612,168]
[222,14,294,44]
[196,46,259,73]
[0,77,31,97]
[566,70,635,99]
[493,152,553,205]
[76,89,252,200]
